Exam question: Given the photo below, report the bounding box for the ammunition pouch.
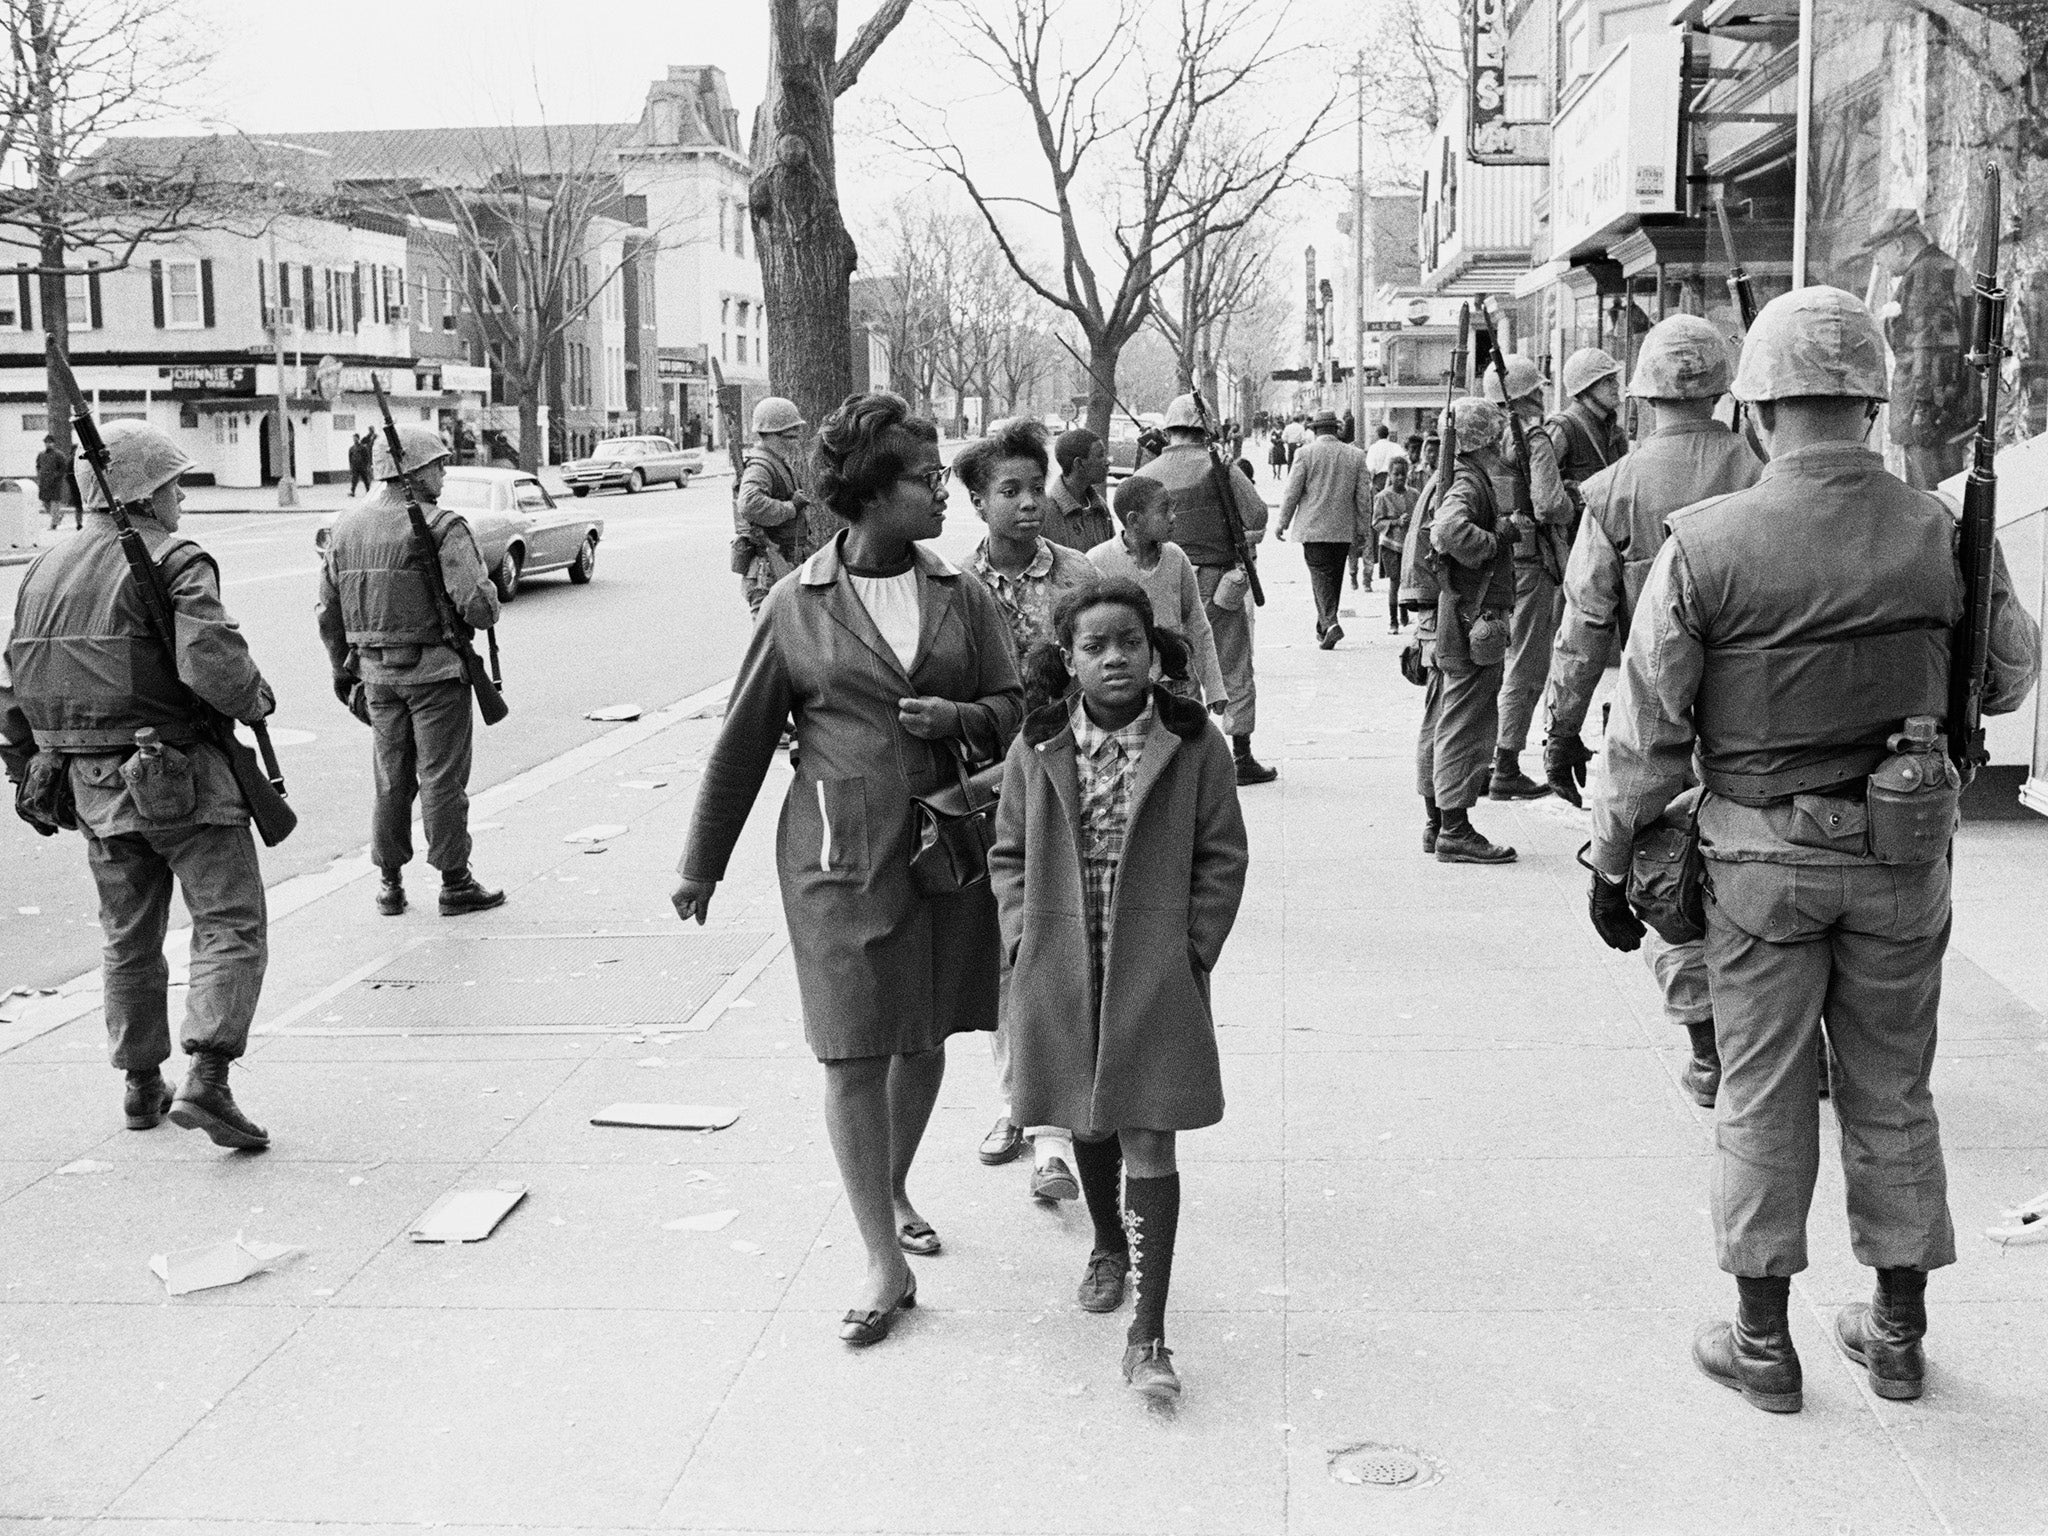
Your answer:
[1627,788,1708,945]
[14,751,77,837]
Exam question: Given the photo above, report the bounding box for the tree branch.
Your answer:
[833,0,913,95]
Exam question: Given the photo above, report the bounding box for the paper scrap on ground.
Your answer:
[58,1158,113,1175]
[618,780,669,790]
[563,823,628,844]
[590,1103,742,1131]
[663,1210,739,1232]
[150,1233,301,1296]
[409,1184,528,1243]
[1987,1189,2048,1246]
[585,704,643,721]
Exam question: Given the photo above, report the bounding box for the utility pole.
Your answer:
[266,225,298,508]
[1350,49,1369,436]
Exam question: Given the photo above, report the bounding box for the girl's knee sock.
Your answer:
[1073,1136,1126,1255]
[1123,1172,1181,1346]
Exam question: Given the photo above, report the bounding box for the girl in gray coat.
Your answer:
[992,579,1249,1401]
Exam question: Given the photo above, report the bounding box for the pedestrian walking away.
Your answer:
[346,431,373,496]
[1087,476,1231,721]
[1043,428,1116,552]
[1586,286,2040,1416]
[1276,409,1373,649]
[35,434,77,531]
[673,390,1025,1345]
[2,422,277,1148]
[1410,395,1519,864]
[1543,314,1762,1107]
[1483,352,1579,802]
[1266,430,1286,482]
[1363,422,1400,494]
[1129,393,1275,786]
[957,416,1094,1201]
[1373,456,1417,633]
[734,397,810,617]
[991,578,1249,1402]
[317,422,506,920]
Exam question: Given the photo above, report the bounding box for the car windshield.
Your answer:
[591,443,643,461]
[438,476,495,510]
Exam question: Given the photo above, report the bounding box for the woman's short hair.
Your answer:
[1053,427,1101,474]
[952,417,1050,497]
[812,391,940,522]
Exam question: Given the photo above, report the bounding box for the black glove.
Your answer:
[332,671,357,707]
[1589,872,1646,953]
[1545,732,1593,808]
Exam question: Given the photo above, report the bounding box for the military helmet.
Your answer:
[1481,353,1545,405]
[1163,392,1214,430]
[80,420,193,509]
[1732,286,1890,404]
[1560,346,1622,398]
[1447,395,1507,446]
[752,396,805,435]
[371,422,452,480]
[1627,315,1733,401]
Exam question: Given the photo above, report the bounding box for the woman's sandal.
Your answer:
[839,1272,918,1347]
[897,1219,942,1256]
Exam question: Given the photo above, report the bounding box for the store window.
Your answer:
[1804,0,2045,485]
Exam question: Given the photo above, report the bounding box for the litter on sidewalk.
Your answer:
[149,1233,302,1296]
[1987,1190,2048,1246]
[590,1103,741,1131]
[409,1184,528,1243]
[585,704,643,721]
[564,823,628,844]
[57,1159,112,1175]
[663,1209,739,1232]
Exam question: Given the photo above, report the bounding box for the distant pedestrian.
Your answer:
[991,577,1249,1403]
[1282,415,1305,467]
[1372,456,1416,632]
[1043,427,1115,551]
[34,435,77,530]
[346,431,372,496]
[1086,475,1231,720]
[1363,422,1399,494]
[673,390,1024,1347]
[1340,407,1356,444]
[1266,430,1286,482]
[1276,409,1373,649]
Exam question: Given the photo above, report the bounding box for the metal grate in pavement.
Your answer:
[1328,1443,1445,1491]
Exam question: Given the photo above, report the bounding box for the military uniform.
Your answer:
[317,426,503,916]
[1,423,275,1145]
[735,440,805,616]
[1588,286,2042,1414]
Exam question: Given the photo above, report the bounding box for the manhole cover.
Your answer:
[1329,1442,1444,1490]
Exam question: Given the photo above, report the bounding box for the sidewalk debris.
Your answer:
[563,823,628,844]
[57,1159,113,1175]
[618,780,669,790]
[590,1103,741,1131]
[149,1233,302,1296]
[409,1184,528,1243]
[663,1210,739,1232]
[1987,1190,2048,1246]
[585,704,643,721]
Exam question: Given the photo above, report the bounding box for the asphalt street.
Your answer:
[0,478,753,991]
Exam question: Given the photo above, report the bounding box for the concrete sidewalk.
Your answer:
[3,550,2048,1534]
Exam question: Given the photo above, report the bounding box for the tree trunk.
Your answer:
[517,383,541,475]
[39,229,73,463]
[1084,334,1122,440]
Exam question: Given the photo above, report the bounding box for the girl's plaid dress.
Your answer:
[1070,696,1154,997]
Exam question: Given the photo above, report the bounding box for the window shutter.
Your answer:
[257,259,268,326]
[277,261,291,326]
[88,269,103,330]
[302,266,314,331]
[351,266,362,329]
[151,261,165,328]
[200,259,215,327]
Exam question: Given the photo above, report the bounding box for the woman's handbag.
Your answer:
[908,744,1005,897]
[1625,788,1708,945]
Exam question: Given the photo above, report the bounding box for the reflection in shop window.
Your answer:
[1805,0,2047,487]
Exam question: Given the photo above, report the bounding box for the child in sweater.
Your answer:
[1086,478,1231,728]
[990,578,1250,1402]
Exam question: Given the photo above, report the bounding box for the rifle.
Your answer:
[1477,297,1566,585]
[1946,162,2006,784]
[1713,198,1769,461]
[52,355,298,848]
[369,376,508,726]
[1052,333,1263,605]
[1399,303,1469,608]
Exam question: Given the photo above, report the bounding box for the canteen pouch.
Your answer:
[1212,567,1251,612]
[121,741,197,823]
[729,535,757,576]
[908,748,1004,897]
[1398,638,1429,687]
[14,751,77,836]
[1627,787,1707,945]
[1866,725,1961,865]
[1465,609,1510,669]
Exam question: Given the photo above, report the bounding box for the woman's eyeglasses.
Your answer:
[899,467,948,494]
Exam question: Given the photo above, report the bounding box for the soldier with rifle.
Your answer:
[318,405,506,919]
[1585,240,2039,1415]
[2,411,286,1148]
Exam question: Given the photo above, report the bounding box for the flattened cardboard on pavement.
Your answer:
[149,1233,302,1295]
[591,1103,742,1130]
[409,1184,528,1242]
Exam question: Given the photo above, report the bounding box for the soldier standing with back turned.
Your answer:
[735,397,809,617]
[318,423,505,919]
[1586,288,2039,1415]
[1,423,276,1147]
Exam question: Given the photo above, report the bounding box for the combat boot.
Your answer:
[123,1069,174,1130]
[1835,1267,1927,1400]
[1683,1021,1721,1107]
[169,1051,270,1151]
[1694,1275,1801,1413]
[439,868,506,916]
[375,870,406,916]
[1488,748,1553,801]
[1232,735,1277,787]
[1433,811,1515,864]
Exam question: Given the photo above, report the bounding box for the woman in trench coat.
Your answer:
[673,391,1023,1345]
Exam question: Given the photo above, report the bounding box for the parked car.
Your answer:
[559,436,701,496]
[312,468,604,604]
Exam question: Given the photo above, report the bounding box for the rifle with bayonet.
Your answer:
[51,354,298,847]
[1053,333,1264,605]
[1476,297,1567,585]
[1399,303,1470,615]
[1713,198,1769,461]
[369,376,508,726]
[1946,161,2006,785]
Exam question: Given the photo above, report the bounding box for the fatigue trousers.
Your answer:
[367,679,475,876]
[1197,564,1257,736]
[1415,656,1502,810]
[1704,854,1957,1278]
[1646,932,1712,1029]
[1301,542,1349,635]
[85,822,267,1070]
[1496,560,1562,755]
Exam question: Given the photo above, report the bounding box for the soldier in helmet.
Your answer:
[1546,346,1630,486]
[1543,314,1762,1104]
[317,423,505,920]
[1,422,278,1147]
[1586,287,2039,1415]
[736,397,810,617]
[1479,353,1577,802]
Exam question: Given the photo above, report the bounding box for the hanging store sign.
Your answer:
[1467,0,1547,165]
[657,349,707,382]
[1549,31,1683,259]
[440,364,492,394]
[158,364,255,396]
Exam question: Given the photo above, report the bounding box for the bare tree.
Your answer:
[749,0,913,450]
[905,0,1335,438]
[1149,179,1277,404]
[858,194,951,412]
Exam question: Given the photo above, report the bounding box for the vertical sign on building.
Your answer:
[1467,0,1547,165]
[1303,246,1319,347]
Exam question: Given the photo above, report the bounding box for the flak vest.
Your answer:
[1588,425,1760,644]
[8,526,211,750]
[1668,463,1958,805]
[327,501,460,650]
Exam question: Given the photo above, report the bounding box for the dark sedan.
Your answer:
[559,436,702,496]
